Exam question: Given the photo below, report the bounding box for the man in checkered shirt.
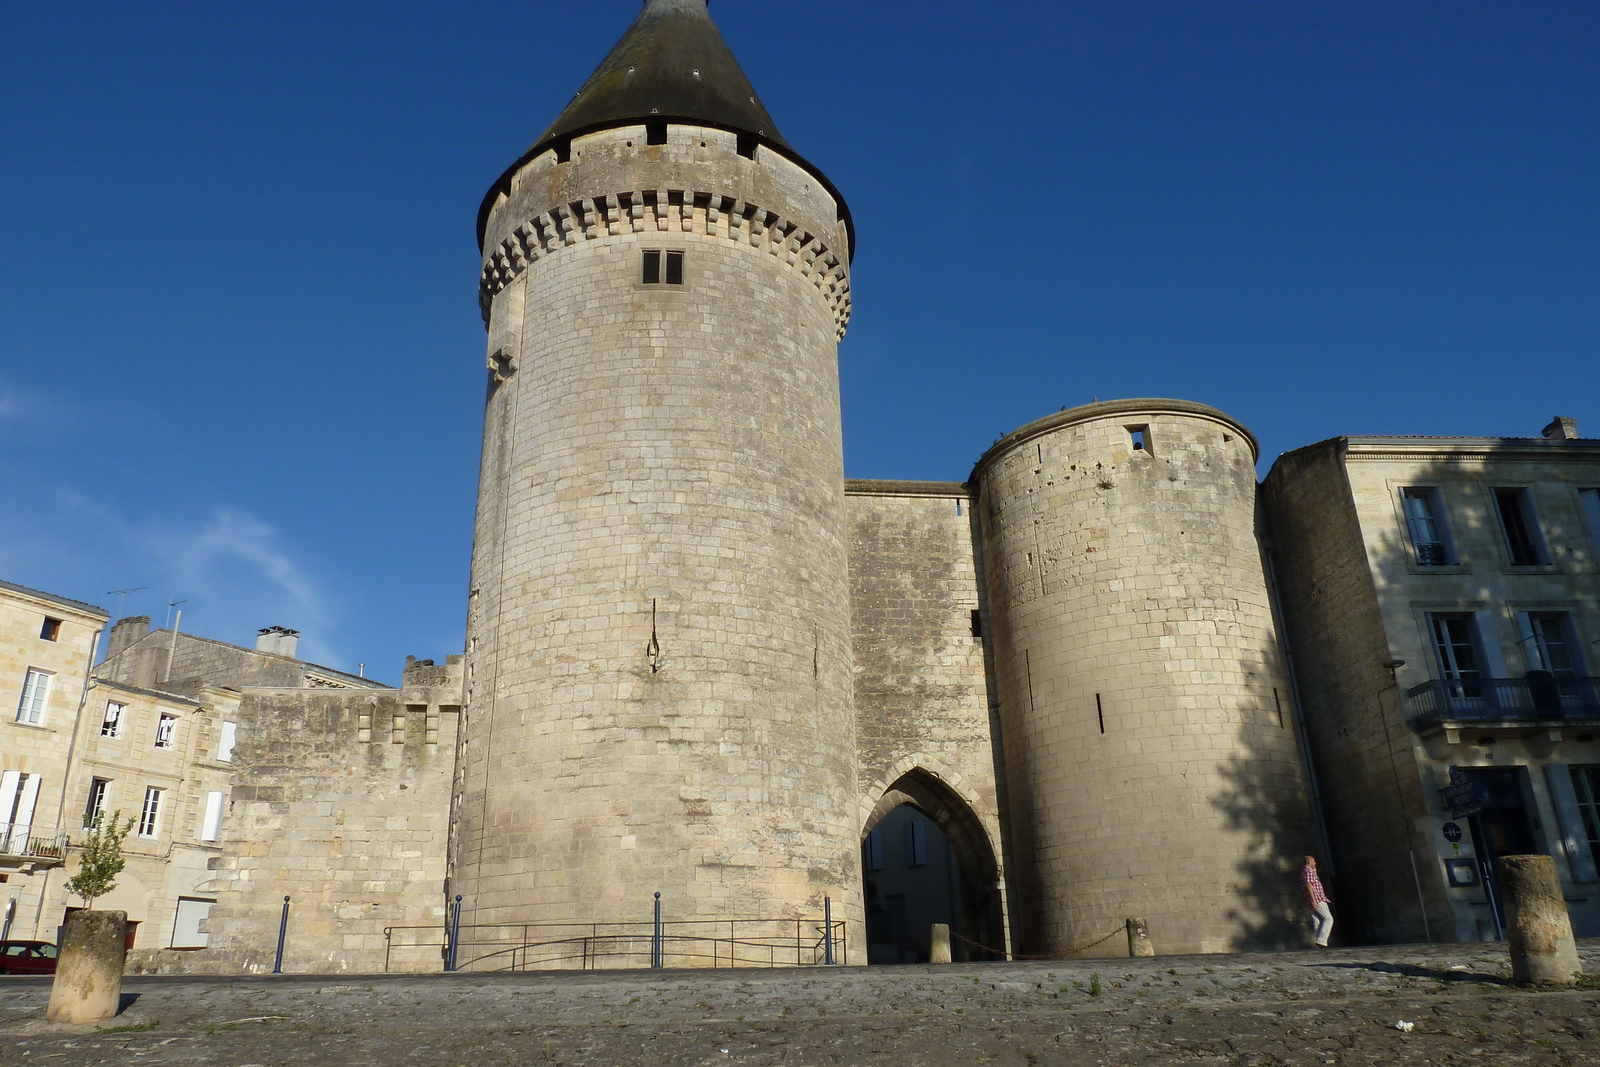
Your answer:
[1303,855,1334,947]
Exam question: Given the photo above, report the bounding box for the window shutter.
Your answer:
[201,791,224,842]
[1544,765,1599,883]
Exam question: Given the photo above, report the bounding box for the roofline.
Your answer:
[972,398,1260,482]
[0,577,109,620]
[87,677,203,708]
[476,119,854,262]
[140,628,394,690]
[845,479,971,499]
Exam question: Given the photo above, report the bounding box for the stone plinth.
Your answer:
[46,909,126,1023]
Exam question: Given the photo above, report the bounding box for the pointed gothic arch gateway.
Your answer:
[861,769,1007,962]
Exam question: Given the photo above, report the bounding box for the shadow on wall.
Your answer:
[1255,439,1598,946]
[1208,644,1319,950]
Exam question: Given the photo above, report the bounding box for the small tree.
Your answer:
[66,811,133,910]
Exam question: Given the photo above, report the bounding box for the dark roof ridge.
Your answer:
[0,577,109,618]
[477,0,853,257]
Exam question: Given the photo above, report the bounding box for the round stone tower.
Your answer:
[454,0,862,960]
[973,400,1315,955]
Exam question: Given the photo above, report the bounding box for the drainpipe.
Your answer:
[37,623,104,938]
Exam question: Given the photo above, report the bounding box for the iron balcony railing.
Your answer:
[0,824,70,861]
[1407,675,1600,724]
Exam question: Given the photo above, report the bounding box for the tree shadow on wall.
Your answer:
[1210,646,1321,951]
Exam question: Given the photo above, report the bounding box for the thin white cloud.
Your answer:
[133,510,344,667]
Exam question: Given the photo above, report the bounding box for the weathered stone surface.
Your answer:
[45,909,125,1023]
[6,943,1599,1065]
[457,121,862,955]
[1503,854,1583,986]
[974,400,1316,956]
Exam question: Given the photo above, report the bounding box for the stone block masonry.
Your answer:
[161,662,462,974]
[456,123,864,959]
[974,400,1317,956]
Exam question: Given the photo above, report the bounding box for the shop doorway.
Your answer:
[1460,767,1541,938]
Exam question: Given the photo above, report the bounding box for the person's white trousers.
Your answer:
[1312,902,1334,946]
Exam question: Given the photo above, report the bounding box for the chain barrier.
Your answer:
[953,924,1125,961]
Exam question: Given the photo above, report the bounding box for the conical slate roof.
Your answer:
[535,0,790,154]
[479,0,851,256]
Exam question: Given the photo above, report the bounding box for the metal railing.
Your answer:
[0,824,70,860]
[1407,675,1600,724]
[383,915,846,974]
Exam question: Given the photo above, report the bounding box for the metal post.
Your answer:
[447,894,463,972]
[824,896,835,964]
[651,892,662,969]
[272,896,290,974]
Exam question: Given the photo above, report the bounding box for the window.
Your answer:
[217,721,237,762]
[154,714,176,749]
[1429,613,1485,698]
[83,778,110,828]
[100,701,124,738]
[1127,426,1149,452]
[14,669,52,724]
[1495,488,1548,565]
[1581,489,1600,552]
[641,249,684,286]
[1,772,40,851]
[39,617,61,642]
[1574,768,1600,880]
[138,786,163,837]
[1401,487,1454,565]
[904,819,929,866]
[200,791,224,842]
[1520,612,1582,676]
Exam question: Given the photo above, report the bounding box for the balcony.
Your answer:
[0,824,70,869]
[1408,675,1600,741]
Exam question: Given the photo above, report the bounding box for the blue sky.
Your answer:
[2,2,1596,681]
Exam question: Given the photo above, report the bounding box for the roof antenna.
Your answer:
[106,586,147,620]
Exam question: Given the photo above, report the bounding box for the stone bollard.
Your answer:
[1126,917,1154,958]
[929,923,952,964]
[46,910,127,1024]
[1501,855,1582,986]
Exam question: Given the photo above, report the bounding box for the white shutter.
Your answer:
[170,898,214,948]
[200,791,224,842]
[8,775,40,852]
[1545,765,1600,883]
[1513,612,1541,672]
[1473,610,1509,678]
[0,772,20,839]
[217,722,237,762]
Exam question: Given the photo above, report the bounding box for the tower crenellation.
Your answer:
[478,125,852,337]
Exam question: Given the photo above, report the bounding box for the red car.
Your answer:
[0,941,58,975]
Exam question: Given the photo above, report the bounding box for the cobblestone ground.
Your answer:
[4,942,1599,1066]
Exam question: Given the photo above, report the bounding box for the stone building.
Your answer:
[4,0,1591,972]
[1262,420,1600,946]
[453,0,1316,965]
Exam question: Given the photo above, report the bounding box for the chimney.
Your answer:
[256,626,300,658]
[1542,416,1578,441]
[105,615,151,660]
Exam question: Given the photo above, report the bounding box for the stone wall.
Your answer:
[844,480,1013,954]
[164,667,461,974]
[975,400,1316,956]
[98,628,380,693]
[456,123,863,959]
[1260,439,1441,944]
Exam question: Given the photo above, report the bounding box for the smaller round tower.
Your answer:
[973,400,1315,955]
